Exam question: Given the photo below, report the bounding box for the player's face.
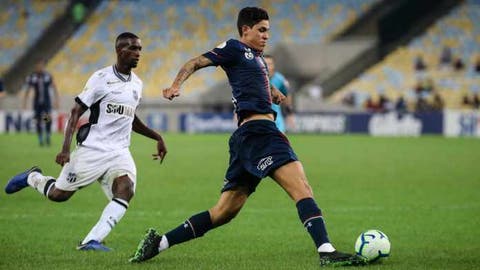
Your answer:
[241,20,269,51]
[118,38,142,69]
[265,57,275,76]
[35,62,45,72]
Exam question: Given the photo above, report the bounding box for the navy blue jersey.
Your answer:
[25,71,54,108]
[203,39,275,122]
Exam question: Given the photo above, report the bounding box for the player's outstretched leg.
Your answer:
[5,166,42,194]
[77,240,111,251]
[319,251,367,267]
[129,228,163,263]
[130,211,213,263]
[296,197,367,267]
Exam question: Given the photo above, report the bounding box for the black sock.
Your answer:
[296,197,330,249]
[43,179,56,197]
[165,211,213,247]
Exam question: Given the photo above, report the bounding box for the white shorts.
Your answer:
[55,146,137,200]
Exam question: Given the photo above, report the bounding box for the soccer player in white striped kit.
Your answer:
[5,32,167,251]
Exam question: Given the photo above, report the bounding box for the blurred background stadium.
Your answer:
[0,0,479,135]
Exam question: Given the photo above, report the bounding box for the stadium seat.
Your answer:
[46,0,378,98]
[332,0,480,109]
[0,0,67,75]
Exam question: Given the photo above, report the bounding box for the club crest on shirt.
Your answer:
[132,90,139,101]
[244,48,254,60]
[66,172,77,183]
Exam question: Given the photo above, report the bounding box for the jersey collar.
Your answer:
[112,65,131,82]
[237,40,263,56]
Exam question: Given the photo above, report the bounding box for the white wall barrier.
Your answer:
[0,111,69,133]
[444,110,480,137]
[1,110,479,137]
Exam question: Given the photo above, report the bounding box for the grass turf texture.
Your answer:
[0,133,479,270]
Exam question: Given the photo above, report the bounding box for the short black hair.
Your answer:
[115,32,139,49]
[237,7,269,36]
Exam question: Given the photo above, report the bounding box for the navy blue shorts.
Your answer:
[222,120,298,194]
[34,104,51,119]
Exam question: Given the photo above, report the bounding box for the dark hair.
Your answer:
[237,7,269,36]
[115,32,139,49]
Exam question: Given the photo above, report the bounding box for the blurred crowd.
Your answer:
[343,45,480,113]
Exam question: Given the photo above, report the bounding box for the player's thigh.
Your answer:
[102,150,136,200]
[55,148,109,192]
[271,161,313,202]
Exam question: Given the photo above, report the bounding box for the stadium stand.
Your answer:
[0,0,68,75]
[330,0,480,110]
[47,0,378,98]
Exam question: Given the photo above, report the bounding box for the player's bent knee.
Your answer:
[210,206,241,226]
[112,177,134,201]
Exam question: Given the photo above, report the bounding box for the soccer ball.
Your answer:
[354,229,391,262]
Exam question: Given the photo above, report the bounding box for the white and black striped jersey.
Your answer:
[75,65,143,151]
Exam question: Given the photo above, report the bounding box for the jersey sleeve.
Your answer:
[135,77,143,109]
[76,71,107,108]
[203,40,239,66]
[279,78,290,96]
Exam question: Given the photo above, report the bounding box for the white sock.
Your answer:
[81,198,128,245]
[27,172,55,196]
[158,235,169,252]
[318,243,336,253]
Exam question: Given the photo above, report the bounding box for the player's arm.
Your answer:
[271,85,286,104]
[163,55,213,100]
[132,114,167,163]
[282,79,294,115]
[55,103,87,166]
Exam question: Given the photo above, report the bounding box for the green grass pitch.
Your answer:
[0,133,479,270]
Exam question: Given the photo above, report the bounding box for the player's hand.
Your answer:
[152,138,167,164]
[163,86,180,100]
[271,87,286,104]
[55,151,70,166]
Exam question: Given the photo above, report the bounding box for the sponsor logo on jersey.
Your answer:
[105,103,135,118]
[257,156,273,171]
[244,48,254,60]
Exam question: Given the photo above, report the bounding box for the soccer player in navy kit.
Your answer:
[22,60,60,146]
[130,7,366,266]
